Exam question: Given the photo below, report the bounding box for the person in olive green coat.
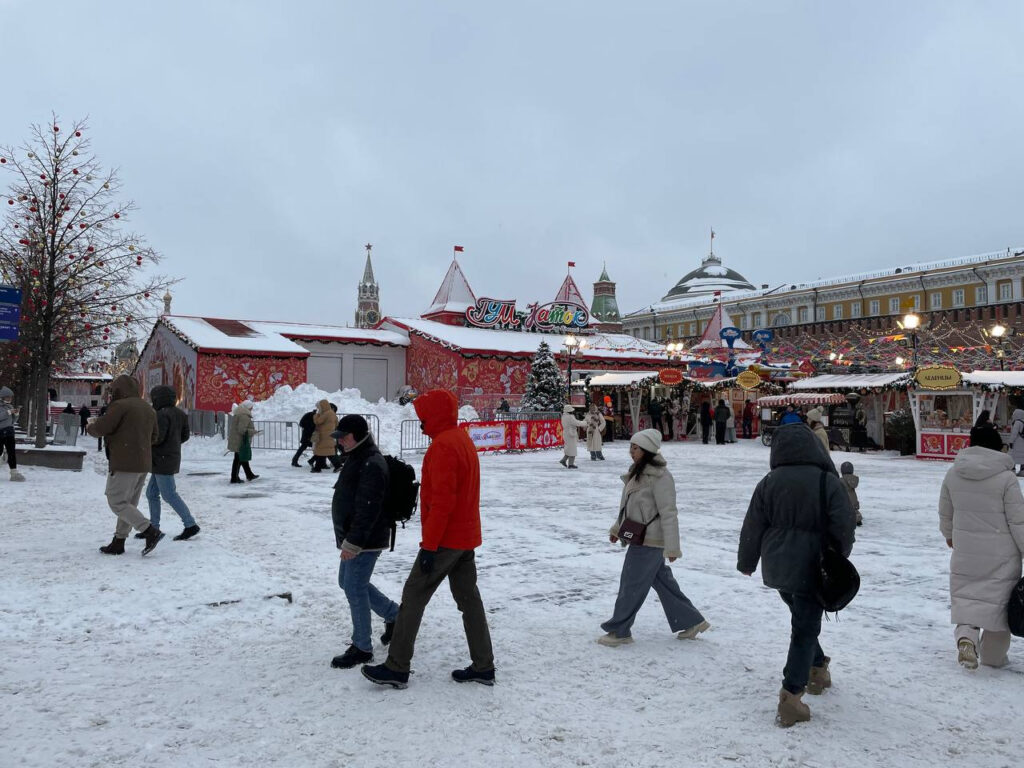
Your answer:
[228,401,259,483]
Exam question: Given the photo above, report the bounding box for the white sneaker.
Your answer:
[9,469,25,482]
[597,633,634,647]
[677,620,711,640]
[958,639,978,670]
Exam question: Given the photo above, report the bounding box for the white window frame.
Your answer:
[869,299,880,316]
[911,295,921,311]
[833,305,843,320]
[952,289,965,307]
[1000,282,1013,301]
[930,293,942,310]
[751,312,762,328]
[815,306,826,321]
[850,302,862,318]
[889,297,901,314]
[976,286,988,305]
[797,306,809,323]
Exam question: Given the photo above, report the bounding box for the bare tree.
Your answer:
[0,116,175,446]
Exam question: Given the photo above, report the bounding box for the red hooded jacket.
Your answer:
[413,390,482,551]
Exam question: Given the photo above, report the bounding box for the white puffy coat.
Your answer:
[561,412,588,457]
[585,409,605,452]
[1009,409,1024,465]
[609,456,682,559]
[938,446,1024,630]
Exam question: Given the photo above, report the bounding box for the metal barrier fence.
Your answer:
[189,410,224,438]
[399,419,431,458]
[493,410,561,422]
[230,414,381,451]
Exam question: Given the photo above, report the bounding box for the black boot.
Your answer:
[331,645,373,669]
[174,525,201,541]
[141,525,165,556]
[99,536,125,555]
[230,477,243,484]
[381,620,396,646]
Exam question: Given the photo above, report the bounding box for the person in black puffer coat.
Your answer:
[144,385,200,541]
[737,423,855,728]
[329,415,400,671]
[292,409,316,467]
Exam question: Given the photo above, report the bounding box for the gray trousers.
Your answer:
[105,471,151,539]
[386,548,494,674]
[601,544,705,638]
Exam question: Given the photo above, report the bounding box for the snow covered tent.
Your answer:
[787,372,912,449]
[134,315,407,412]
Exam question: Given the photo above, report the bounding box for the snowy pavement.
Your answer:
[2,437,1022,768]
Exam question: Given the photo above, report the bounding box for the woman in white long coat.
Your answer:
[1008,408,1024,476]
[938,425,1024,669]
[560,404,588,469]
[585,404,606,461]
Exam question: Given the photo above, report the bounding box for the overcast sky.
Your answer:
[3,1,1023,326]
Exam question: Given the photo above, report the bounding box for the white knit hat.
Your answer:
[806,407,823,423]
[630,428,662,454]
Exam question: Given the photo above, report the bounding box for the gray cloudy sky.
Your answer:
[3,0,1023,325]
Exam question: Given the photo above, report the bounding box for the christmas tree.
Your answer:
[520,340,565,411]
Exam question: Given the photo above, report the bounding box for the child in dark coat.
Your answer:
[840,461,862,526]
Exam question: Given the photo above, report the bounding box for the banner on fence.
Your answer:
[461,419,562,452]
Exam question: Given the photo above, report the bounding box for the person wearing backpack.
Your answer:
[938,424,1024,670]
[362,389,495,689]
[737,423,855,728]
[329,414,401,670]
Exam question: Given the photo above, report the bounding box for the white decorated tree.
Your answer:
[0,116,174,446]
[520,340,565,411]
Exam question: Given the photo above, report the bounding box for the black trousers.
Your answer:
[701,423,711,444]
[1,429,15,469]
[742,418,753,439]
[291,439,312,465]
[715,423,726,444]
[231,453,257,480]
[778,591,826,694]
[650,415,663,433]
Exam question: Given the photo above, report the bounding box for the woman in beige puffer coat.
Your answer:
[585,404,605,461]
[311,399,338,473]
[598,429,709,646]
[560,404,587,469]
[938,426,1024,669]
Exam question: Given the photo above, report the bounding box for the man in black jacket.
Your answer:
[329,414,400,670]
[737,423,855,727]
[291,408,316,467]
[142,385,200,541]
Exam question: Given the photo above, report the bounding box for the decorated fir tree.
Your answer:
[520,340,565,411]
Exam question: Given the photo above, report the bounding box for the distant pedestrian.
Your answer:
[560,404,588,469]
[779,404,802,425]
[87,375,164,556]
[714,399,730,445]
[648,397,664,436]
[737,423,855,727]
[362,390,495,689]
[726,407,737,443]
[497,398,511,413]
[839,461,862,526]
[598,429,709,647]
[141,385,199,541]
[806,408,830,454]
[1008,408,1024,477]
[585,404,606,461]
[329,414,400,670]
[939,424,1024,670]
[0,386,25,482]
[665,398,678,440]
[700,401,713,445]
[96,404,108,453]
[78,404,91,435]
[311,399,338,473]
[228,401,259,484]
[62,402,75,416]
[742,400,755,439]
[291,408,316,467]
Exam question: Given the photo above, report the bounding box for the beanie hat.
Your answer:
[969,424,1004,453]
[806,407,823,423]
[332,414,369,441]
[563,404,576,413]
[630,428,662,455]
[840,461,854,475]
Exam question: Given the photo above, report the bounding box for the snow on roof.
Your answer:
[52,372,114,381]
[425,258,477,316]
[788,373,911,390]
[758,393,848,406]
[384,316,670,361]
[577,371,657,387]
[963,370,1024,387]
[162,316,406,356]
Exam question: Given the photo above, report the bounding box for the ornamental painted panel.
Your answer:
[946,433,970,456]
[195,354,307,412]
[135,324,198,409]
[405,334,459,394]
[919,432,946,456]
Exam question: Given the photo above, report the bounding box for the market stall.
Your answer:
[756,392,848,446]
[787,373,911,450]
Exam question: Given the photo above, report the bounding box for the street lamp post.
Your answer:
[988,323,1010,371]
[902,313,920,370]
[564,334,586,401]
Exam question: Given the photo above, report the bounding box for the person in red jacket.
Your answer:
[362,390,495,689]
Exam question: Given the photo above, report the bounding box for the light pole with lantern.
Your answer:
[564,333,586,401]
[985,323,1013,371]
[902,312,920,370]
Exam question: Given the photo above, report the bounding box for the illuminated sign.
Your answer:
[466,298,521,330]
[659,369,684,386]
[465,298,590,333]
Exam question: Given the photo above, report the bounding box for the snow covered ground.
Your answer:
[2,435,1022,768]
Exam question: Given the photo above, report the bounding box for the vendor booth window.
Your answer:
[919,393,973,430]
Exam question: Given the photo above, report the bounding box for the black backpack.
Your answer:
[1009,576,1024,638]
[382,455,419,551]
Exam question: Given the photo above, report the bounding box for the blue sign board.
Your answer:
[0,284,22,341]
[752,328,775,344]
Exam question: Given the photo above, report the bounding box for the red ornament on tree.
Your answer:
[75,131,81,137]
[72,169,79,175]
[53,125,59,132]
[113,213,120,219]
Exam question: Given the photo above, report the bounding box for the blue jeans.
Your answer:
[146,473,196,529]
[339,551,399,653]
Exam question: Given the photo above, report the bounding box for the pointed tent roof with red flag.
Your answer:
[690,299,753,352]
[554,274,587,307]
[423,257,477,321]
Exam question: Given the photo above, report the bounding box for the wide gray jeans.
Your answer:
[105,471,151,539]
[601,544,705,638]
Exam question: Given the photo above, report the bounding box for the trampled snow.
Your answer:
[2,434,1022,767]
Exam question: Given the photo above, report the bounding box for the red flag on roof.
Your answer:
[568,261,576,267]
[454,245,464,252]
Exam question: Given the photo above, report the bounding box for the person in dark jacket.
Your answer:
[62,402,76,415]
[87,375,163,556]
[714,399,730,445]
[737,423,855,728]
[291,408,316,467]
[141,385,199,541]
[699,401,713,444]
[362,390,495,689]
[648,397,664,436]
[78,404,91,435]
[779,404,802,425]
[742,400,755,440]
[96,403,108,453]
[329,414,400,670]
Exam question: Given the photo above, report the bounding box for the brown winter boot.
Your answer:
[807,656,832,695]
[99,536,126,555]
[776,688,811,727]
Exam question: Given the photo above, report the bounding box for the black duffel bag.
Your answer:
[1009,576,1024,638]
[815,471,860,613]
